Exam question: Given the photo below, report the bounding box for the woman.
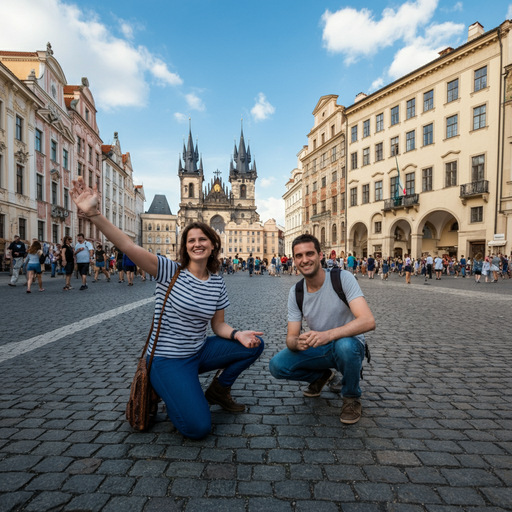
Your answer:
[434,255,444,280]
[404,254,412,284]
[381,257,389,280]
[123,252,136,286]
[25,240,44,293]
[472,253,483,283]
[482,256,491,283]
[93,243,111,282]
[70,179,264,439]
[254,256,260,275]
[61,236,75,290]
[490,254,500,283]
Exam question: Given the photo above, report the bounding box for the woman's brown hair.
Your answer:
[474,252,483,260]
[28,240,41,254]
[62,236,72,245]
[179,222,221,274]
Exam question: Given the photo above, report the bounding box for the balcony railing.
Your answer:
[383,193,419,211]
[460,179,489,197]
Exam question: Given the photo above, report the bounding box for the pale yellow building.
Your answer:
[345,21,512,259]
[302,95,347,257]
[283,148,305,256]
[141,195,177,260]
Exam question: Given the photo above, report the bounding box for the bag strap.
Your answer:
[142,268,181,372]
[329,268,349,308]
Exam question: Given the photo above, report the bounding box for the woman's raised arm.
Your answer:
[70,178,158,277]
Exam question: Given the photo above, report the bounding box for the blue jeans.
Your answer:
[51,262,58,277]
[148,335,264,440]
[269,337,364,398]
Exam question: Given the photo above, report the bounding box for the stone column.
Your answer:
[411,234,422,259]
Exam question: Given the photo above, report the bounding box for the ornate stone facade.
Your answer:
[141,195,177,259]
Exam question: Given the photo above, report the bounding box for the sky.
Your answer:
[1,0,512,225]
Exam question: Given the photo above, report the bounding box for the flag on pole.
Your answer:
[395,156,407,197]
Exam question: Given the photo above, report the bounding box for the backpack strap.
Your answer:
[295,278,305,315]
[329,268,349,308]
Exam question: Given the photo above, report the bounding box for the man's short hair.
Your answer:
[292,234,321,256]
[77,233,84,238]
[14,235,20,238]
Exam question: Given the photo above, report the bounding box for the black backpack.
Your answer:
[295,268,372,378]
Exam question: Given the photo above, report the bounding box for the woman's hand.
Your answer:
[235,331,264,349]
[70,178,100,218]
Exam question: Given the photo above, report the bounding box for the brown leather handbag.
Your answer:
[126,268,181,431]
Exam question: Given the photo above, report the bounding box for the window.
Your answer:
[406,98,416,119]
[423,123,433,146]
[331,146,337,162]
[351,152,358,170]
[36,174,43,200]
[77,162,82,176]
[312,159,317,172]
[88,145,92,163]
[312,203,317,215]
[332,197,337,213]
[63,149,68,170]
[16,165,23,194]
[376,113,384,132]
[472,155,485,181]
[321,176,326,188]
[391,106,399,125]
[77,136,82,154]
[240,184,246,198]
[189,183,194,198]
[351,126,358,142]
[106,184,110,198]
[375,142,383,162]
[320,153,327,168]
[446,115,458,138]
[390,177,399,197]
[313,139,317,150]
[38,221,44,241]
[445,161,457,187]
[350,187,357,207]
[306,209,309,222]
[391,136,399,156]
[361,147,369,166]
[96,154,100,170]
[375,221,382,233]
[85,108,89,122]
[321,200,326,213]
[473,105,486,130]
[51,140,57,161]
[332,170,337,183]
[52,181,58,205]
[471,206,483,223]
[474,66,487,92]
[362,184,369,204]
[375,181,383,201]
[19,218,26,240]
[406,172,415,195]
[406,130,415,151]
[424,90,434,111]
[331,125,335,137]
[341,166,346,178]
[341,194,345,210]
[52,224,59,243]
[447,79,458,102]
[305,185,309,195]
[312,181,317,191]
[88,172,92,189]
[64,188,69,210]
[36,129,43,152]
[363,119,370,137]
[422,167,433,191]
[332,224,337,243]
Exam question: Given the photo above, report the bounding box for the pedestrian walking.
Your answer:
[472,253,483,283]
[247,253,255,277]
[482,256,491,283]
[367,254,375,279]
[70,178,265,439]
[75,234,94,290]
[93,243,111,282]
[269,234,375,425]
[381,257,389,280]
[426,254,433,279]
[123,252,136,285]
[404,254,412,284]
[434,255,443,280]
[61,236,75,290]
[490,254,500,283]
[7,235,27,287]
[25,240,45,293]
[115,247,125,283]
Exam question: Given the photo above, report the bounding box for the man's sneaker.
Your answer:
[340,397,362,424]
[8,283,16,287]
[205,376,245,412]
[85,284,88,289]
[79,285,86,290]
[302,369,334,397]
[328,375,342,394]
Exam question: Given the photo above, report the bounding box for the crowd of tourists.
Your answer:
[219,254,298,276]
[6,233,145,292]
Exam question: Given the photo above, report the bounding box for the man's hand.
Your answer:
[298,330,331,349]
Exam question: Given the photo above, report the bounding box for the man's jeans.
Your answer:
[51,262,58,277]
[10,257,24,284]
[148,335,264,440]
[269,337,364,398]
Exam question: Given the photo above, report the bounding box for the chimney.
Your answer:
[468,22,484,42]
[355,92,367,103]
[438,47,454,57]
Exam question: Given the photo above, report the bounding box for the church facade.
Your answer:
[177,126,260,235]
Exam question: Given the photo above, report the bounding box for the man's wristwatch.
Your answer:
[230,329,239,341]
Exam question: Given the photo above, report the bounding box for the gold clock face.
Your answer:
[214,184,221,192]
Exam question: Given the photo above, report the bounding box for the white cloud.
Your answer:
[174,113,188,124]
[260,177,276,188]
[369,77,384,92]
[256,196,285,226]
[441,1,463,12]
[119,21,134,39]
[251,93,275,122]
[0,0,182,110]
[508,4,512,19]
[321,0,438,64]
[185,92,205,111]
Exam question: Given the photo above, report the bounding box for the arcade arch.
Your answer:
[349,222,368,258]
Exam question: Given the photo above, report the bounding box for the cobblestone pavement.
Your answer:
[0,270,511,511]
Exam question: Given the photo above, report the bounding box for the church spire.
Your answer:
[183,120,199,173]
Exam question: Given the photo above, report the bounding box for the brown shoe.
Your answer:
[205,377,245,412]
[340,397,362,424]
[302,369,334,397]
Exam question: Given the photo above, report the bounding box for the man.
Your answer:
[8,235,27,287]
[75,233,94,290]
[347,253,356,277]
[247,253,255,277]
[426,253,433,279]
[115,247,125,282]
[367,254,375,279]
[269,234,375,424]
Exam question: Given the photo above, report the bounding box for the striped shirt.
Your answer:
[147,256,230,358]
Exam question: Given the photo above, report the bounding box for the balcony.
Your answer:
[310,210,331,222]
[383,194,419,215]
[460,179,489,204]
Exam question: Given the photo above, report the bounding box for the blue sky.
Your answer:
[2,0,511,224]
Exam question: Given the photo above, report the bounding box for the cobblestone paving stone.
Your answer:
[0,271,511,511]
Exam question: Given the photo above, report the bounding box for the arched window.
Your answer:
[321,227,326,244]
[148,224,152,230]
[240,184,247,198]
[166,225,169,231]
[148,236,152,243]
[423,225,433,239]
[341,222,345,241]
[189,183,194,198]
[332,224,337,243]
[156,237,161,244]
[451,222,459,231]
[157,224,160,231]
[166,238,169,244]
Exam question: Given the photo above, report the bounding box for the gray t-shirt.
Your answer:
[288,270,365,345]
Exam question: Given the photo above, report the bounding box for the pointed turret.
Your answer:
[252,159,257,175]
[233,139,238,161]
[247,143,251,164]
[199,156,203,173]
[182,123,199,173]
[178,154,183,173]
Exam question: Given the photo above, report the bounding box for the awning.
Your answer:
[488,240,507,246]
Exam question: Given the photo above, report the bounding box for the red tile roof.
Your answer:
[64,97,73,108]
[101,145,113,154]
[64,85,80,94]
